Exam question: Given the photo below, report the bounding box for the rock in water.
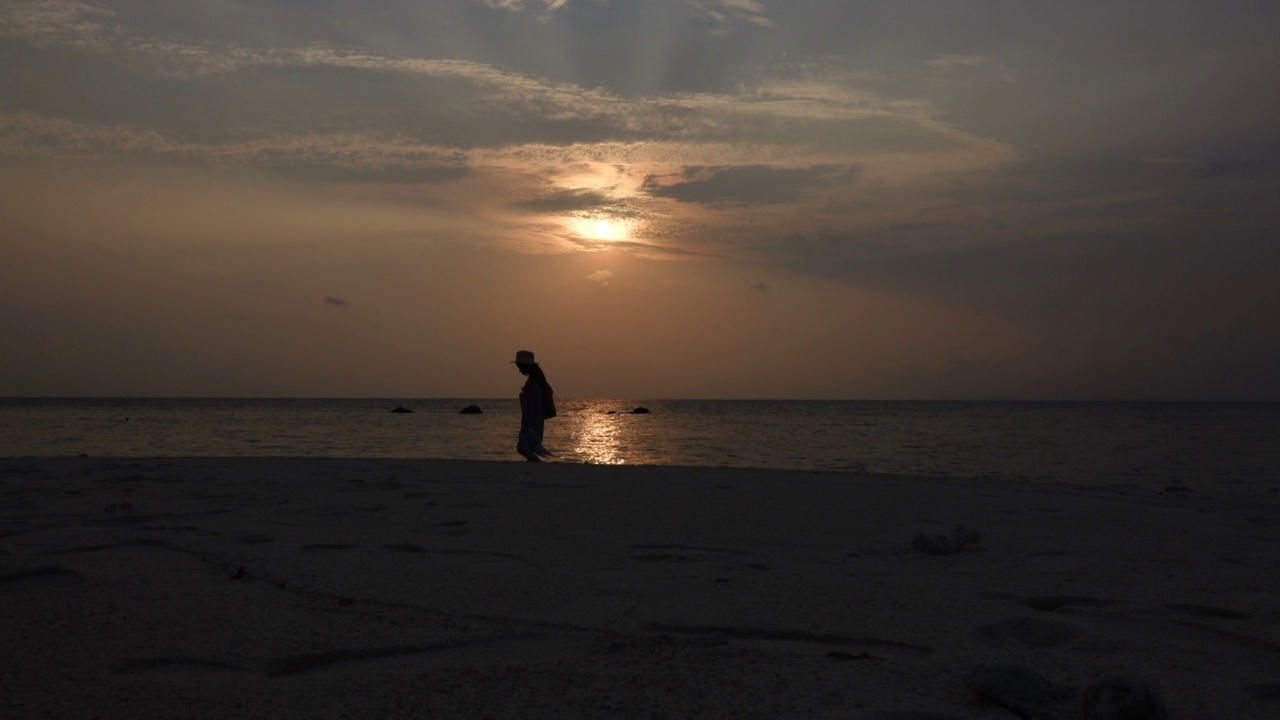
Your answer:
[1082,677,1167,719]
[965,665,1077,719]
[459,404,482,414]
[631,406,651,414]
[390,406,414,414]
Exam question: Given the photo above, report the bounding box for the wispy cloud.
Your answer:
[0,21,1013,184]
[692,0,775,28]
[0,0,115,47]
[475,0,569,11]
[643,164,860,206]
[585,269,613,286]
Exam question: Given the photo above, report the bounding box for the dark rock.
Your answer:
[459,404,482,414]
[911,524,981,555]
[631,406,650,414]
[965,665,1077,719]
[390,406,414,414]
[1082,677,1167,719]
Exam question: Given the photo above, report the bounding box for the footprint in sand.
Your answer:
[46,539,165,555]
[969,617,1081,649]
[433,520,470,536]
[632,553,690,562]
[1020,595,1117,612]
[0,566,84,587]
[1164,602,1253,620]
[855,707,962,712]
[641,622,933,657]
[1244,683,1280,702]
[628,543,769,570]
[383,543,425,553]
[111,657,249,675]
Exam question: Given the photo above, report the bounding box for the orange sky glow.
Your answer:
[2,1,1278,399]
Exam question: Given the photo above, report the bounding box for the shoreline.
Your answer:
[3,457,1278,718]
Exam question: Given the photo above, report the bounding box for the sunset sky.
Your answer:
[2,0,1278,399]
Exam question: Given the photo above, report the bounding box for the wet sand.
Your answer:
[2,457,1278,719]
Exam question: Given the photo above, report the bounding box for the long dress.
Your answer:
[517,377,551,458]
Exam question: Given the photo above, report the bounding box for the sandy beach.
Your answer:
[2,457,1278,719]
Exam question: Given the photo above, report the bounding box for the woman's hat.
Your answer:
[512,350,538,365]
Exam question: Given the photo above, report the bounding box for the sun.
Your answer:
[592,220,616,240]
[574,217,629,242]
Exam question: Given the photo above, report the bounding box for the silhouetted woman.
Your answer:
[513,350,555,461]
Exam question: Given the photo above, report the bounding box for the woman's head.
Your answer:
[512,350,546,382]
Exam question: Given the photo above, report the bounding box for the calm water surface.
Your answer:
[1,398,1277,491]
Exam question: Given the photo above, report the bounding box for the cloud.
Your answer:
[1197,157,1266,179]
[476,0,769,27]
[585,270,612,286]
[0,111,182,156]
[0,0,115,47]
[516,189,615,213]
[324,296,348,307]
[474,0,568,11]
[925,53,1014,77]
[692,0,775,28]
[0,3,1015,192]
[643,164,859,206]
[0,112,476,181]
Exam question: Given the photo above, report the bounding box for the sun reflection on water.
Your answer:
[569,410,628,464]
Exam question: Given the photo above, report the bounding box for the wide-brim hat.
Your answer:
[511,350,538,365]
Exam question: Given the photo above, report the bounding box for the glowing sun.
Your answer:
[592,220,617,240]
[575,217,628,242]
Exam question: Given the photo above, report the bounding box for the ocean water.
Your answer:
[2,398,1277,490]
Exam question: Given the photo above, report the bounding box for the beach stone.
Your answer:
[1082,677,1167,719]
[459,404,482,414]
[965,665,1077,719]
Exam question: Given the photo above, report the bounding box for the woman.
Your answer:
[513,350,555,461]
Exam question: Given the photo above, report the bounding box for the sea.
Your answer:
[1,398,1277,491]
